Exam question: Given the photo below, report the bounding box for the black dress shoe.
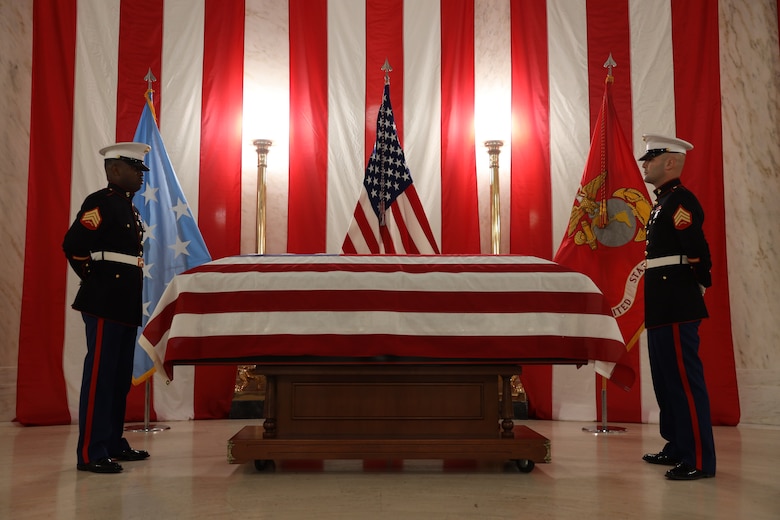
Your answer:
[77,457,123,473]
[642,452,680,466]
[665,463,714,480]
[113,448,150,461]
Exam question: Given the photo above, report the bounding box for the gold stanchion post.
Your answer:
[253,139,272,254]
[485,140,503,255]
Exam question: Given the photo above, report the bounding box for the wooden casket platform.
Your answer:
[227,363,549,472]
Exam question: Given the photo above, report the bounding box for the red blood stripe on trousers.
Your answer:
[82,318,106,463]
[673,324,704,469]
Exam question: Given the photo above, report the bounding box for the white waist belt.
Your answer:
[91,251,144,268]
[645,255,689,269]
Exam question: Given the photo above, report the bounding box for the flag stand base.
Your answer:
[125,423,171,433]
[123,380,170,433]
[582,387,628,434]
[125,424,171,433]
[582,424,627,434]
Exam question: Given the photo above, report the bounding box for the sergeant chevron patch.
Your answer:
[673,205,692,230]
[80,208,102,230]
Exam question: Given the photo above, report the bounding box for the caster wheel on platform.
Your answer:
[254,459,276,472]
[515,459,535,473]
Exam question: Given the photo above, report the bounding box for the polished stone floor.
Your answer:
[0,419,777,519]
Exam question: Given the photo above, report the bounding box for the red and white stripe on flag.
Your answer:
[342,83,440,254]
[139,255,626,381]
[17,0,739,426]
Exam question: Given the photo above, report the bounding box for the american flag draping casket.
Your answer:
[139,255,627,382]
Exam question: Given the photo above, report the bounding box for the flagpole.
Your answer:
[582,376,627,434]
[581,54,628,435]
[124,69,172,434]
[125,379,170,432]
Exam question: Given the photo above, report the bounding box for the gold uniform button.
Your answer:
[662,276,667,280]
[115,274,121,279]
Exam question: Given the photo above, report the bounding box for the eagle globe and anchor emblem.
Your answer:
[565,170,652,322]
[566,171,651,250]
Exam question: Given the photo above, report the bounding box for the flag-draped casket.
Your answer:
[137,254,628,383]
[17,0,739,426]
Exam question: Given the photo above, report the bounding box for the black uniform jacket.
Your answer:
[63,183,144,326]
[644,179,711,328]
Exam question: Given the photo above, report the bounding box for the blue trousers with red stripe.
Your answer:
[647,320,716,474]
[77,314,136,465]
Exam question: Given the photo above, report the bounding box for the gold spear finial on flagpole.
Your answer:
[144,68,158,122]
[604,53,617,83]
[144,67,157,92]
[382,58,392,85]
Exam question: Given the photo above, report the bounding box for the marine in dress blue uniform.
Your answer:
[638,134,716,480]
[63,142,153,474]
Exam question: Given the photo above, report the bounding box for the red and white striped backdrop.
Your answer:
[17,0,741,425]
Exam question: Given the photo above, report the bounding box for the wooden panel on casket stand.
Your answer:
[227,363,548,473]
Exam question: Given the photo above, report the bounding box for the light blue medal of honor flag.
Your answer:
[127,83,212,430]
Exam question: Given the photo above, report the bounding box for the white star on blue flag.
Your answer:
[365,84,413,224]
[131,100,211,383]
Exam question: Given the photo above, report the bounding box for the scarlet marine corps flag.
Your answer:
[554,62,651,420]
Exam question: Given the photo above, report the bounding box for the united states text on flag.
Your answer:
[342,82,439,254]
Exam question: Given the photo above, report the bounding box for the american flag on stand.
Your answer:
[342,80,439,254]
